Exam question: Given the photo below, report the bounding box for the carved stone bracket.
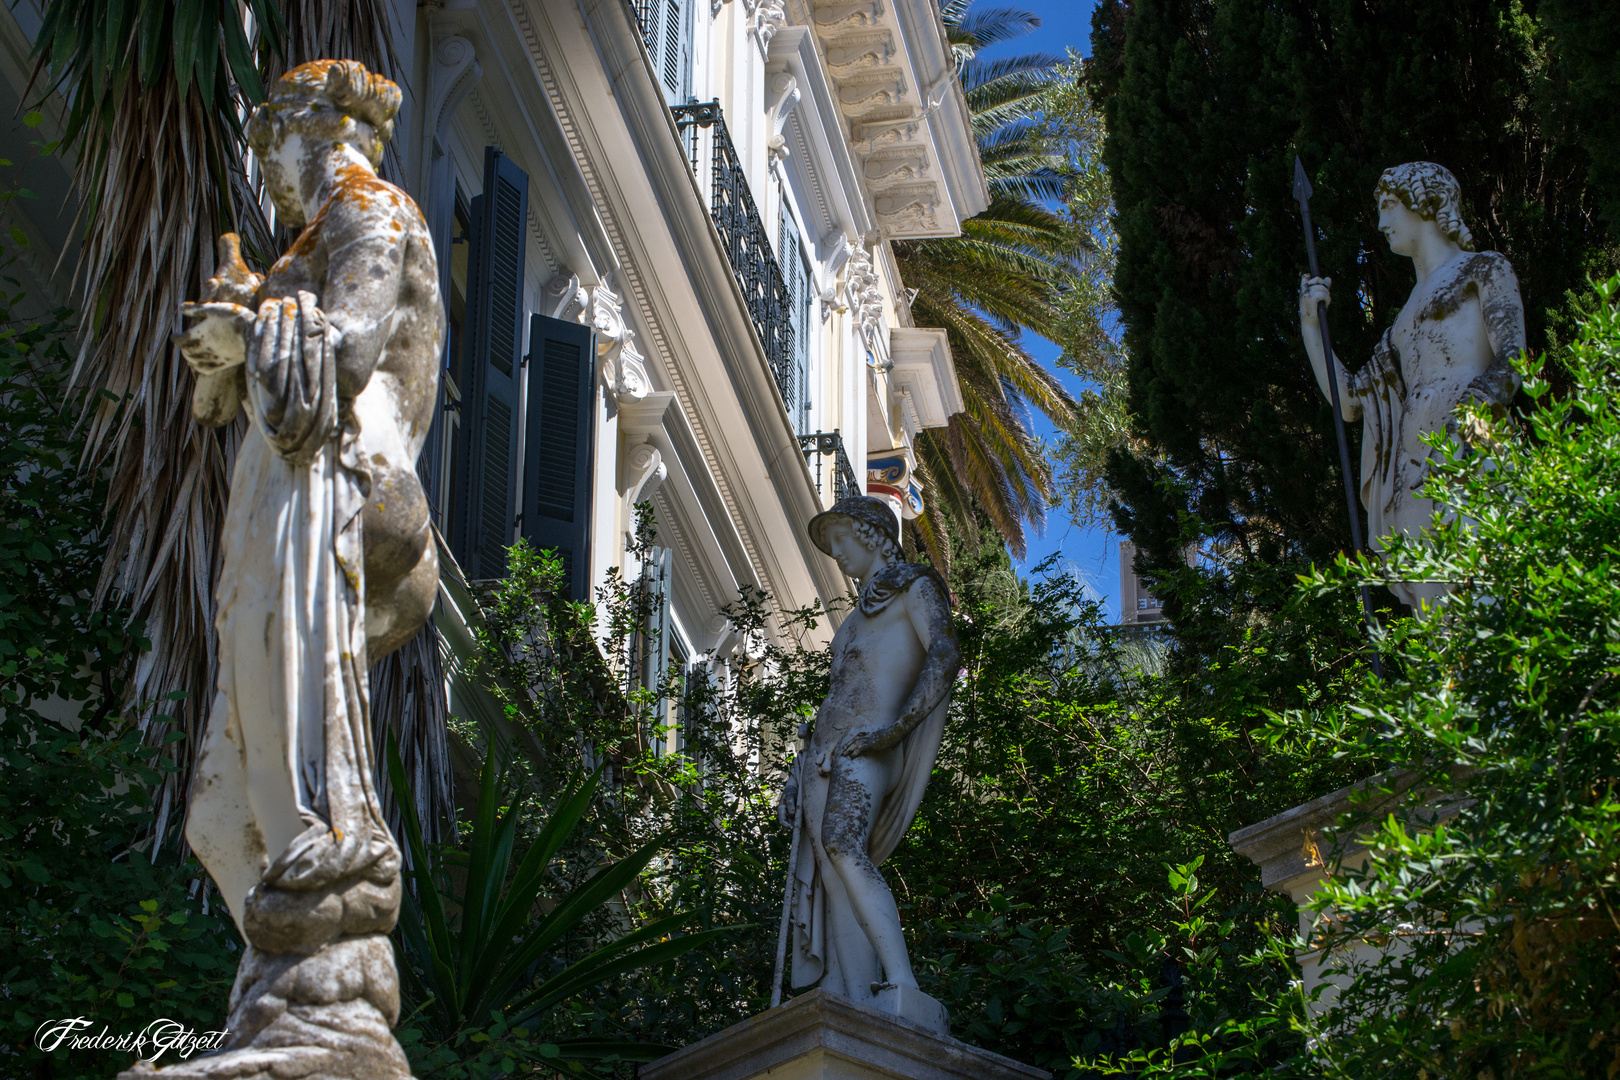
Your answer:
[621,441,668,507]
[588,275,651,403]
[841,241,883,348]
[543,270,586,321]
[751,0,788,54]
[807,0,985,238]
[766,72,801,170]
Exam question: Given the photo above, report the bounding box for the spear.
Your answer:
[1293,156,1383,678]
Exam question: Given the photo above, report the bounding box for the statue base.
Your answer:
[638,989,1048,1080]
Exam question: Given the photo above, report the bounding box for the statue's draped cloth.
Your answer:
[191,291,400,939]
[788,562,949,992]
[1350,328,1408,561]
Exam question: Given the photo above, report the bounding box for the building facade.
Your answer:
[0,0,984,754]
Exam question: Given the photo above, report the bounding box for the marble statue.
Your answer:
[1300,161,1525,610]
[137,60,443,1080]
[778,496,961,1034]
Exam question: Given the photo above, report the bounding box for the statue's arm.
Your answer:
[1299,275,1362,421]
[319,193,409,400]
[1467,253,1527,408]
[841,575,961,757]
[184,234,261,426]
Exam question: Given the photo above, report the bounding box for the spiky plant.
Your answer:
[894,1,1080,566]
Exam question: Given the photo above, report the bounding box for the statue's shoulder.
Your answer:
[326,170,428,235]
[859,560,948,617]
[1457,250,1517,287]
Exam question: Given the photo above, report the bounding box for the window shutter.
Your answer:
[453,147,529,580]
[521,312,597,600]
[778,215,812,430]
[650,0,689,103]
[644,546,674,753]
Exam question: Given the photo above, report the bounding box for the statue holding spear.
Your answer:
[1294,159,1525,621]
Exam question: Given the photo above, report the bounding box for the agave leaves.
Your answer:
[386,735,732,1071]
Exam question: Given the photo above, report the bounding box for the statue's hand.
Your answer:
[1299,274,1332,325]
[177,302,254,375]
[1463,369,1515,410]
[201,233,264,307]
[838,729,886,759]
[777,775,799,828]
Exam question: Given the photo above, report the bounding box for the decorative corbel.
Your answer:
[765,72,800,171]
[841,239,884,349]
[750,0,787,55]
[621,442,667,506]
[542,270,585,321]
[589,275,651,403]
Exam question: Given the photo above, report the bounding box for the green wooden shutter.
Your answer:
[453,147,529,580]
[521,312,596,600]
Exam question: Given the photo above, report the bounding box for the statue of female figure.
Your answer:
[1299,161,1525,609]
[149,60,442,1079]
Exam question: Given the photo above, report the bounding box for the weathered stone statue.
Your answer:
[136,60,443,1079]
[1300,161,1525,610]
[779,496,960,1035]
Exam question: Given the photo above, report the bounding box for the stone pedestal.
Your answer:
[638,989,1049,1080]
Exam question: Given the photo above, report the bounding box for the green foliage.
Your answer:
[388,735,730,1077]
[1046,60,1131,532]
[1086,0,1611,630]
[897,2,1081,564]
[1541,0,1620,237]
[0,242,241,1078]
[32,0,282,129]
[411,533,808,1067]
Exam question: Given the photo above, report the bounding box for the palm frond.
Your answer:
[887,1,1080,556]
[954,6,1041,50]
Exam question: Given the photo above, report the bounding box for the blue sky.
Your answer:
[974,0,1119,620]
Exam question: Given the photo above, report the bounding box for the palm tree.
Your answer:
[31,0,403,843]
[894,1,1080,566]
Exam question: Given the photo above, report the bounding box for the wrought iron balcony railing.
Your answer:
[798,430,861,503]
[670,101,798,412]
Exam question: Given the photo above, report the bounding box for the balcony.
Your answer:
[670,101,798,414]
[798,431,861,503]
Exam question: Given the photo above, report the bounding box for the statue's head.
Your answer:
[809,495,902,582]
[1374,161,1475,256]
[246,60,401,226]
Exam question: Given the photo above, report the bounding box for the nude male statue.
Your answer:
[141,60,442,1080]
[1300,161,1525,610]
[778,496,961,1034]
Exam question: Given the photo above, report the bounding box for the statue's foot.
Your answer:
[870,983,950,1038]
[118,936,411,1080]
[115,1000,410,1080]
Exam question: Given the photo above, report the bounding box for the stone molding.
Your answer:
[638,989,1049,1080]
